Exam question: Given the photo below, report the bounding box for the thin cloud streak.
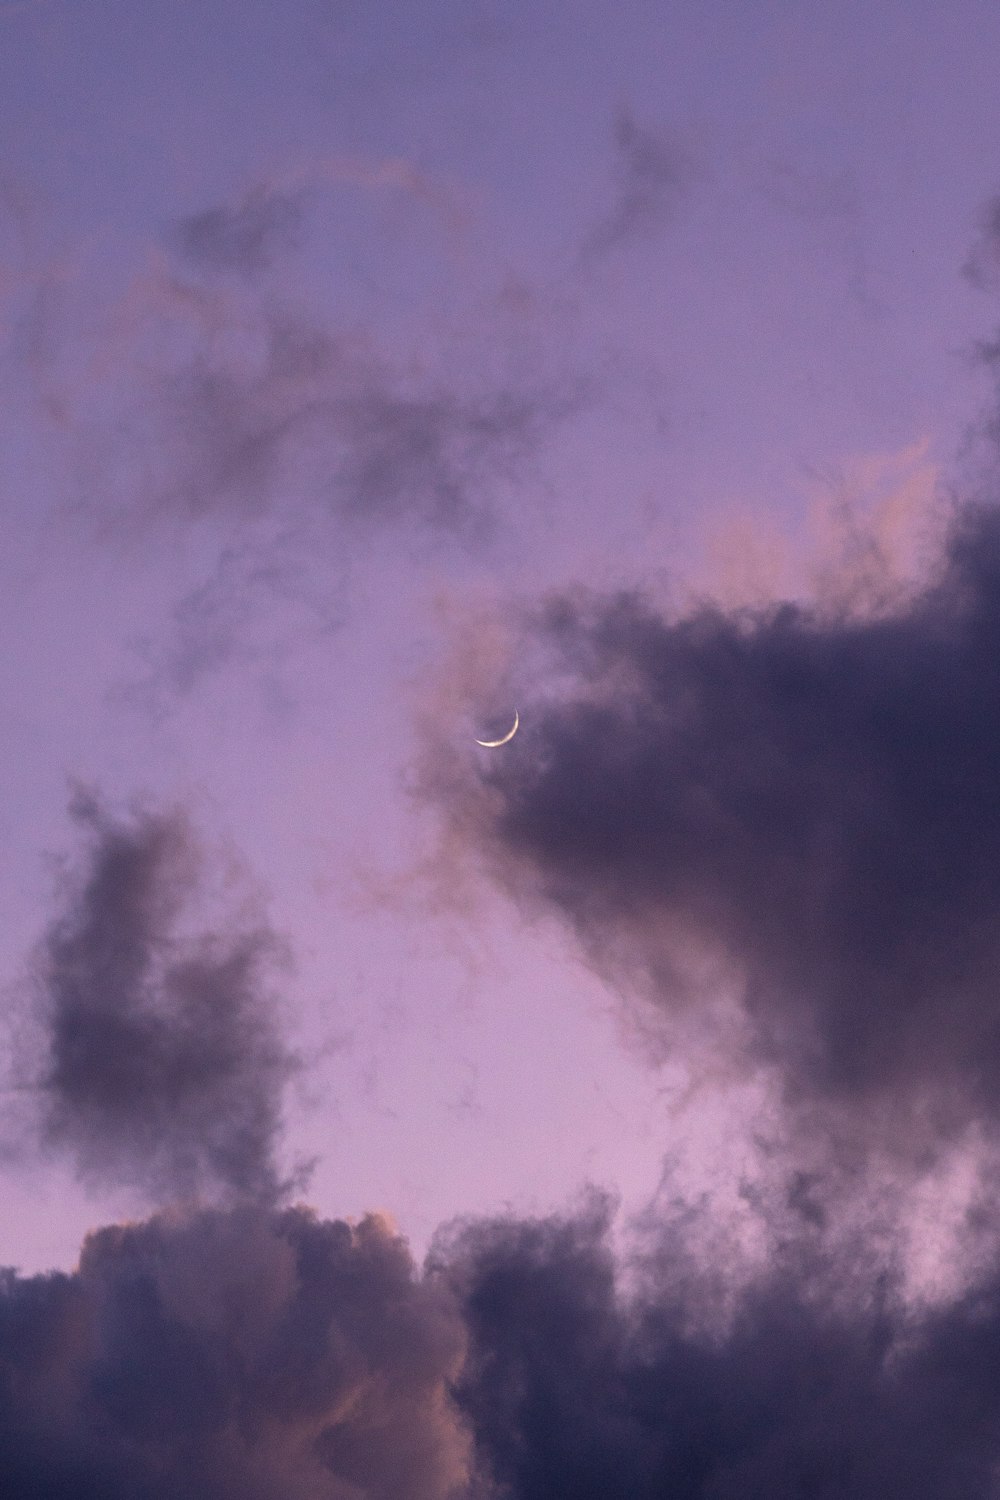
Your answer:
[62,257,582,548]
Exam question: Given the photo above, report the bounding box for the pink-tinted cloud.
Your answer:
[0,1202,469,1499]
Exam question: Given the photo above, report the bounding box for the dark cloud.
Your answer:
[9,1189,1000,1497]
[26,792,295,1201]
[438,1198,1000,1500]
[581,109,696,261]
[427,500,1000,1154]
[0,1202,470,1500]
[171,185,306,276]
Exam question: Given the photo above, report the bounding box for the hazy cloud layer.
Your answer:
[44,154,582,553]
[0,1203,469,1500]
[114,527,348,715]
[28,793,294,1201]
[425,499,1000,1157]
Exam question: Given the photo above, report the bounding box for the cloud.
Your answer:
[171,185,306,276]
[755,157,882,314]
[8,1185,1000,1497]
[168,157,467,280]
[437,1196,1000,1500]
[113,526,348,715]
[0,1202,470,1500]
[24,791,295,1202]
[420,498,1000,1158]
[63,256,580,549]
[581,109,696,261]
[963,195,1000,291]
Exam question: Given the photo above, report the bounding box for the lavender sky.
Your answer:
[6,2,1000,1495]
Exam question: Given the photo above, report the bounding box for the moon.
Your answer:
[475,709,519,748]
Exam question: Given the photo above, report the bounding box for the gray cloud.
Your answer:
[438,1196,1000,1500]
[9,1186,1000,1497]
[0,1202,469,1500]
[28,792,295,1202]
[171,184,306,276]
[424,499,1000,1159]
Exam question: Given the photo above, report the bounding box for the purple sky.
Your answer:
[6,2,1000,1495]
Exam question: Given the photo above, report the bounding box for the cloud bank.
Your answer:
[3,1189,1000,1498]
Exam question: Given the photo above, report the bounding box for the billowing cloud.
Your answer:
[424,499,1000,1157]
[438,1197,1000,1500]
[26,791,295,1201]
[0,1202,470,1500]
[7,1187,1000,1497]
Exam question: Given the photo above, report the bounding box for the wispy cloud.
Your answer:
[580,109,697,262]
[59,222,580,546]
[963,194,1000,291]
[113,525,348,716]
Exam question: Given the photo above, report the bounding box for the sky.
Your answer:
[6,0,1000,1494]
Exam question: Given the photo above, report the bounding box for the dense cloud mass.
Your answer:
[0,1203,469,1500]
[28,793,294,1201]
[8,1192,1000,1499]
[433,500,1000,1150]
[440,1201,1000,1500]
[10,38,1000,1488]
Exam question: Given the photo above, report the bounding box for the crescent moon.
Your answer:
[476,709,519,748]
